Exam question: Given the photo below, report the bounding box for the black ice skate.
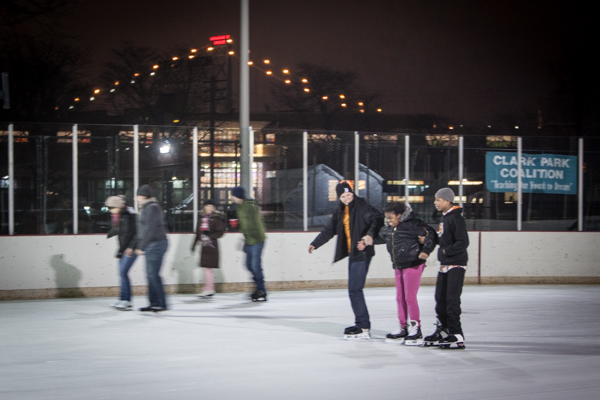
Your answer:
[439,334,465,350]
[404,321,424,346]
[385,324,408,344]
[251,290,267,302]
[423,320,449,347]
[343,326,371,341]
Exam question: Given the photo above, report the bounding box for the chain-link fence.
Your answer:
[1,123,598,235]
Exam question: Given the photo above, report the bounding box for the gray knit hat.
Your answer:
[435,187,455,203]
[137,184,155,198]
[105,195,125,208]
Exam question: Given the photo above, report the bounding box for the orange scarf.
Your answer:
[343,205,351,253]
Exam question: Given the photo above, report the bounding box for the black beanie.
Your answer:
[336,181,354,198]
[137,184,155,198]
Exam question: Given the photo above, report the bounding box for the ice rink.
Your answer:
[2,284,600,400]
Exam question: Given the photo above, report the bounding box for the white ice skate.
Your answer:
[343,326,371,341]
[404,321,424,346]
[197,290,214,299]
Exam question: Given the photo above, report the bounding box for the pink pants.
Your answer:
[203,268,215,292]
[394,263,425,327]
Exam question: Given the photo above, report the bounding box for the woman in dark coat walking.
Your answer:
[191,199,226,298]
[106,195,138,311]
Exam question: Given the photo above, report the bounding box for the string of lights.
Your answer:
[68,35,382,114]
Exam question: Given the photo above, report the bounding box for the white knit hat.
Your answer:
[105,195,125,208]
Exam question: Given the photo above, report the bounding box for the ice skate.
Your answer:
[114,301,132,311]
[251,290,267,302]
[111,300,124,308]
[423,320,449,347]
[197,290,214,299]
[139,306,166,312]
[385,324,408,344]
[343,326,371,341]
[439,334,465,350]
[404,321,424,346]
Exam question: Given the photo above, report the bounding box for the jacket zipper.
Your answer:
[391,227,397,268]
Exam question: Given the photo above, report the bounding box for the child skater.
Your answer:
[191,199,226,299]
[360,202,437,345]
[424,187,469,349]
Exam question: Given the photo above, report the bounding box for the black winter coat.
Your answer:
[107,207,137,259]
[375,209,437,269]
[311,196,384,263]
[191,212,226,269]
[437,206,469,266]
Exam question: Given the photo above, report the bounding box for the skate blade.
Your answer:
[404,339,424,346]
[423,341,440,347]
[343,334,371,341]
[439,343,465,350]
[385,338,405,345]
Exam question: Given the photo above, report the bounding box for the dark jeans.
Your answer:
[243,241,266,292]
[118,253,137,301]
[145,239,168,309]
[348,258,371,329]
[435,267,465,335]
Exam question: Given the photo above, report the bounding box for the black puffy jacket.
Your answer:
[311,196,384,263]
[375,207,437,269]
[107,207,137,258]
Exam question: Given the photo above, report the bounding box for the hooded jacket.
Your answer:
[375,206,437,269]
[237,199,266,245]
[437,206,469,266]
[137,198,167,250]
[311,196,383,263]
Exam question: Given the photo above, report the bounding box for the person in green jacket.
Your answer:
[231,186,267,302]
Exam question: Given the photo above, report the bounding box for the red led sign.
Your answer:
[209,35,231,42]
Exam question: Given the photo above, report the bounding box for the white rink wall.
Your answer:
[0,231,599,299]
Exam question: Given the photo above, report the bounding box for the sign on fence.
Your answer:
[485,152,577,194]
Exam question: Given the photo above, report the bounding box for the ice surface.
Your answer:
[1,285,600,400]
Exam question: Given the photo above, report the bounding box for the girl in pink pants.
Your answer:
[362,202,437,345]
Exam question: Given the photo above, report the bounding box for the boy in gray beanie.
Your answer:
[424,187,469,349]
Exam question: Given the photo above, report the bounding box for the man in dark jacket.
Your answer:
[424,187,469,349]
[135,185,168,312]
[308,181,383,340]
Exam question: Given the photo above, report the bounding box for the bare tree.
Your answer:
[0,33,89,123]
[271,63,381,130]
[99,42,212,131]
[0,0,74,34]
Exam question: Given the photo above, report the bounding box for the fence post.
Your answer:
[404,135,410,203]
[517,137,522,231]
[303,131,308,232]
[72,124,78,234]
[458,135,464,207]
[193,127,198,232]
[133,125,139,210]
[578,138,584,231]
[8,123,14,235]
[354,131,359,196]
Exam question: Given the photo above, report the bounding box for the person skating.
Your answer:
[191,199,226,299]
[105,195,138,311]
[231,186,268,302]
[424,187,469,349]
[309,181,384,340]
[361,202,437,345]
[135,185,169,312]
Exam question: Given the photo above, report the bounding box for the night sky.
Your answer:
[65,0,593,124]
